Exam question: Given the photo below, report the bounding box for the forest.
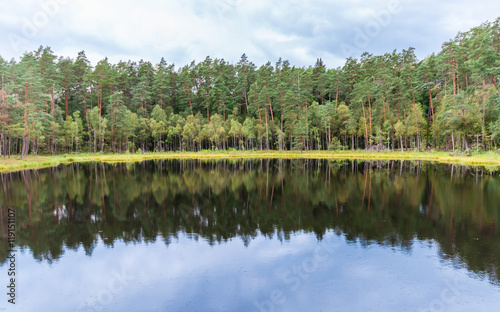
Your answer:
[1,18,500,158]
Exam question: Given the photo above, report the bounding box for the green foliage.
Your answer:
[327,137,342,150]
[2,19,500,155]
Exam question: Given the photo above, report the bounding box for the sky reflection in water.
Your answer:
[11,232,499,312]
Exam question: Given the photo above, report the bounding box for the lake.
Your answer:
[1,159,499,312]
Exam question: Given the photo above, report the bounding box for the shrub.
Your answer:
[328,137,342,151]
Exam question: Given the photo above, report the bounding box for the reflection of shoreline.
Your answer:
[0,159,499,285]
[2,151,500,173]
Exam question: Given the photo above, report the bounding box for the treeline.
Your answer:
[1,18,500,158]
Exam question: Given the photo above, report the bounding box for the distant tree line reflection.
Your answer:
[0,160,499,284]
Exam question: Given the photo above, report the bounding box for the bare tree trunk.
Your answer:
[21,135,26,159]
[361,103,369,150]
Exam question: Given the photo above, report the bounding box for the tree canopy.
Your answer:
[2,18,500,156]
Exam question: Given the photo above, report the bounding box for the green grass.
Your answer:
[1,150,500,172]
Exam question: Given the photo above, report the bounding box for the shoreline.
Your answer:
[1,150,500,172]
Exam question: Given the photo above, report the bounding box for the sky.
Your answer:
[0,0,499,68]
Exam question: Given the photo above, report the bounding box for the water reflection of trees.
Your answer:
[0,160,499,283]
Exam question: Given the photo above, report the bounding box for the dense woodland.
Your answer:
[1,18,500,158]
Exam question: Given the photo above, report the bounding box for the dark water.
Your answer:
[1,159,500,312]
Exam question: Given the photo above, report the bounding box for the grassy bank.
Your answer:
[1,150,500,172]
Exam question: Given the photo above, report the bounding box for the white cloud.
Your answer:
[0,0,499,67]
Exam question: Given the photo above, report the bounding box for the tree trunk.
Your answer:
[426,103,431,150]
[21,84,29,160]
[391,127,395,152]
[265,109,269,150]
[328,119,331,148]
[65,83,69,118]
[482,80,486,149]
[367,93,372,149]
[361,103,369,150]
[409,76,415,105]
[305,102,309,151]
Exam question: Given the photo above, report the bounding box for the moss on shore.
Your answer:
[1,150,500,172]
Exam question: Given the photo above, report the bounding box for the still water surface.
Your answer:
[1,159,499,311]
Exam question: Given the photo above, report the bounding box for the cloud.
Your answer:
[13,232,500,312]
[0,0,499,68]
